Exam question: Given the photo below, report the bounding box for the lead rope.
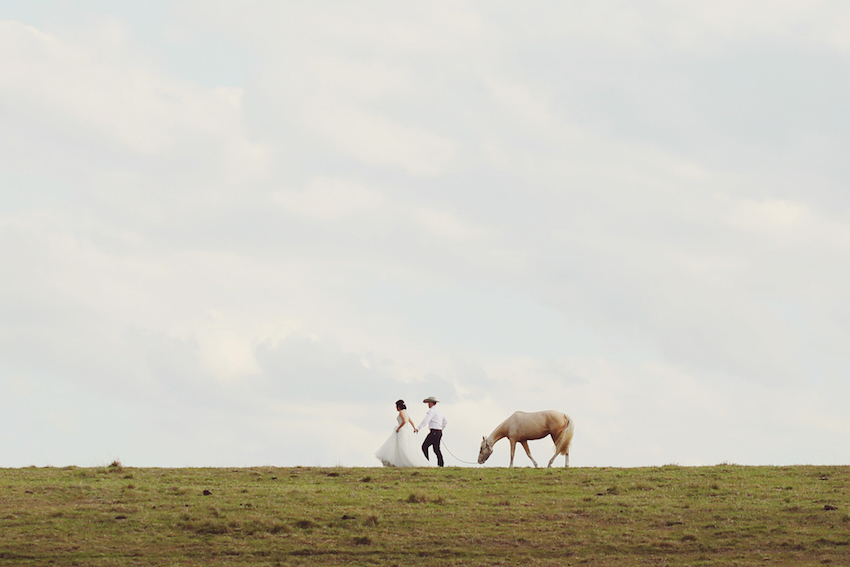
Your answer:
[441,440,481,466]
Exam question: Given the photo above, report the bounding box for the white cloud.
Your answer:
[272,177,384,221]
[522,1,850,54]
[309,103,458,176]
[413,206,494,241]
[724,198,812,234]
[0,20,268,181]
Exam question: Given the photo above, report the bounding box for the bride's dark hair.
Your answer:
[396,399,406,410]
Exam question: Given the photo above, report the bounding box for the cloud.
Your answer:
[254,335,400,403]
[308,104,459,176]
[272,177,384,221]
[2,2,850,468]
[0,20,268,190]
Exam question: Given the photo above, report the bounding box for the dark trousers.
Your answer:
[422,429,444,467]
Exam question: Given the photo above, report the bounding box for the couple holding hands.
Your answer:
[375,397,447,467]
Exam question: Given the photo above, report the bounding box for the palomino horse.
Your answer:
[478,410,574,468]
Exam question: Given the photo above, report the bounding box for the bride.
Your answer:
[375,400,432,467]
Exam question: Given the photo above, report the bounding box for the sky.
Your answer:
[2,1,850,468]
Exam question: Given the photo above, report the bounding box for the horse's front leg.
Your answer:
[520,440,538,468]
[509,440,517,467]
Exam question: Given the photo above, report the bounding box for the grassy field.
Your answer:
[0,463,848,566]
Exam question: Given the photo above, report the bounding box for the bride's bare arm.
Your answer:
[402,409,418,433]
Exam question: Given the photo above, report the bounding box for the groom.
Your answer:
[417,396,447,467]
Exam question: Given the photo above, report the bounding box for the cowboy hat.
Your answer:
[422,396,439,404]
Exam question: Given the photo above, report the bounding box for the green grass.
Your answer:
[1,464,848,565]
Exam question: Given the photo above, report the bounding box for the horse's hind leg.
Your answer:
[520,441,538,468]
[547,451,569,467]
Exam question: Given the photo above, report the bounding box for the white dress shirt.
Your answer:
[418,405,447,431]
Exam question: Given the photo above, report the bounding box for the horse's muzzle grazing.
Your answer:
[478,437,493,464]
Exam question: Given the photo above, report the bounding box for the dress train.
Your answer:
[375,413,432,467]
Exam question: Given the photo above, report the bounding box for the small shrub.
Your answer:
[268,522,290,534]
[183,519,229,535]
[780,541,806,551]
[407,491,428,503]
[242,519,290,535]
[294,519,317,529]
[353,536,371,545]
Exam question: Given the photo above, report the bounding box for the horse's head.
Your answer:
[478,436,493,464]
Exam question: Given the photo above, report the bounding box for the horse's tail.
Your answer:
[555,413,575,457]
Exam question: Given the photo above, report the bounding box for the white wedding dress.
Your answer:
[375,411,432,467]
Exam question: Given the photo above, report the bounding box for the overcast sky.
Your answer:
[2,1,849,468]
